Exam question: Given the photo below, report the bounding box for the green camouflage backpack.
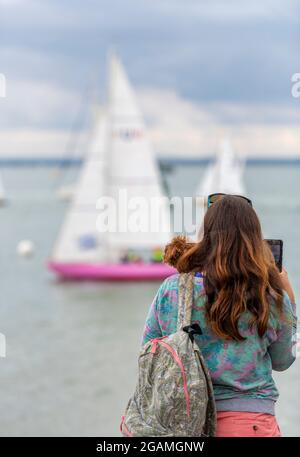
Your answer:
[120,272,216,437]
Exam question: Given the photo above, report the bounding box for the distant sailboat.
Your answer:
[197,139,245,197]
[48,55,174,280]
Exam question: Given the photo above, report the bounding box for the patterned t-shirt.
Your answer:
[142,273,297,413]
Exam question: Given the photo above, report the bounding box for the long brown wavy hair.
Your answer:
[164,195,284,341]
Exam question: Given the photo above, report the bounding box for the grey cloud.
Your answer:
[0,0,299,131]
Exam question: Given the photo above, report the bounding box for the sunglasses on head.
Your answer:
[207,193,252,208]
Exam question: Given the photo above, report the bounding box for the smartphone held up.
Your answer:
[265,239,283,272]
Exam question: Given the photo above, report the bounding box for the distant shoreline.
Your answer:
[0,156,300,167]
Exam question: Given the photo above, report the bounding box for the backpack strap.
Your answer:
[177,272,195,331]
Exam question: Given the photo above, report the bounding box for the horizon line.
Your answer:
[1,156,300,167]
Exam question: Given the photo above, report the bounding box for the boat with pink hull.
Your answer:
[48,261,176,281]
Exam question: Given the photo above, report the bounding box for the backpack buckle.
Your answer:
[182,323,202,343]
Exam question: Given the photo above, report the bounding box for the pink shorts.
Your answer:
[216,411,282,437]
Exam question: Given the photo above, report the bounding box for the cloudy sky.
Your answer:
[0,0,300,157]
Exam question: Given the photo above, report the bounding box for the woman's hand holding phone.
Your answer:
[279,268,296,304]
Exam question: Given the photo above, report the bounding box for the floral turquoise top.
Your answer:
[142,274,297,415]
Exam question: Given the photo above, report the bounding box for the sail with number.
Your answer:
[104,55,171,261]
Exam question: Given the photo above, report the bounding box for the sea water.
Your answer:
[0,163,299,436]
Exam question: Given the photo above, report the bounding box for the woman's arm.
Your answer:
[279,268,296,304]
[268,289,297,372]
[141,285,164,346]
[141,275,179,346]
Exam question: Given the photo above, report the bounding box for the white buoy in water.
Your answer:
[17,240,35,257]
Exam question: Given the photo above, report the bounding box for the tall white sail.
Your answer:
[52,112,108,262]
[103,55,171,261]
[197,139,245,196]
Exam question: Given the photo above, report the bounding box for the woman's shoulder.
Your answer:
[159,272,206,295]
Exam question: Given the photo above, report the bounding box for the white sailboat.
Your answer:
[197,139,245,197]
[48,55,174,280]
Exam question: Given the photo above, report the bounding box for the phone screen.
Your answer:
[265,239,283,272]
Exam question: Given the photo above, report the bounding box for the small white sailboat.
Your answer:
[0,173,6,205]
[48,55,174,280]
[197,139,245,197]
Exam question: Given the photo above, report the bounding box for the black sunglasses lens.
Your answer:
[235,195,252,207]
[208,193,252,207]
